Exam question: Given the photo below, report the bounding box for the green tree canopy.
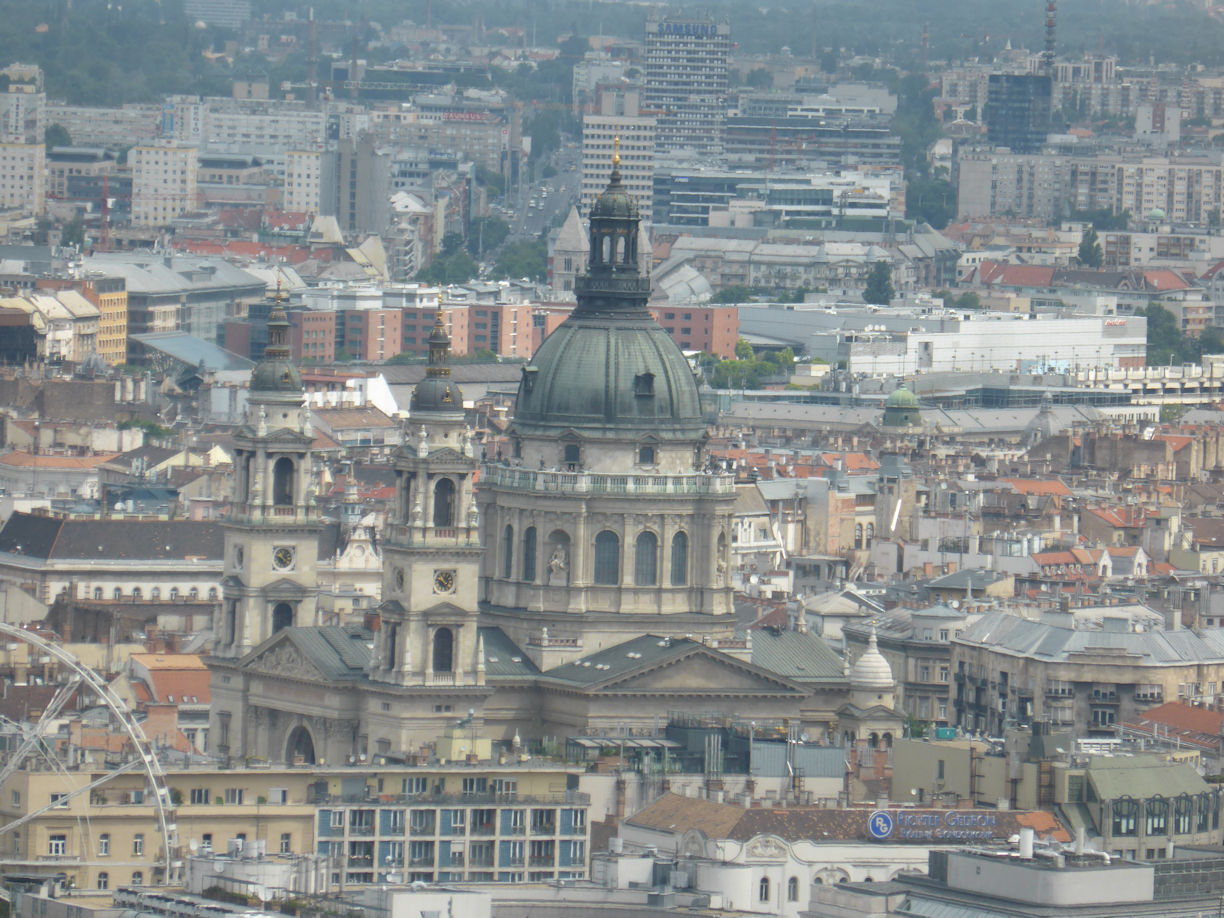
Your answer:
[466,216,510,259]
[712,285,754,304]
[1078,226,1104,267]
[44,123,71,151]
[864,262,895,305]
[490,240,547,282]
[906,176,956,229]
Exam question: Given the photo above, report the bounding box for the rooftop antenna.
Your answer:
[1042,0,1056,75]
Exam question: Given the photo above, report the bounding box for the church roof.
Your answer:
[554,206,586,252]
[543,634,699,687]
[0,512,223,562]
[276,626,371,681]
[749,628,846,684]
[479,627,541,678]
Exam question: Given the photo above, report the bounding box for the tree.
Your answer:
[60,216,85,248]
[440,232,465,257]
[711,284,754,304]
[863,262,895,305]
[415,250,478,286]
[490,240,547,282]
[735,338,755,360]
[745,67,773,89]
[1078,226,1104,268]
[466,217,509,259]
[45,123,71,152]
[906,176,957,229]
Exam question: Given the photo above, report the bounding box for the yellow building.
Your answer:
[87,277,128,366]
[0,762,588,892]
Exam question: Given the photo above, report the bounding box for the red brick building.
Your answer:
[649,304,739,358]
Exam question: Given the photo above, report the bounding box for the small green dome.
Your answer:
[884,386,919,409]
[412,376,462,413]
[590,184,638,220]
[251,358,302,393]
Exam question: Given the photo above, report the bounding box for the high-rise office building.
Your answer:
[581,88,655,221]
[131,144,199,226]
[643,15,730,156]
[984,74,1052,154]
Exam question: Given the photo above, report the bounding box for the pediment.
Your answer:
[241,633,326,682]
[426,446,464,461]
[423,600,471,623]
[264,577,314,599]
[597,647,803,695]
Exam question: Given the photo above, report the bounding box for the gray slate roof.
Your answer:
[282,626,371,680]
[130,332,255,372]
[749,628,845,683]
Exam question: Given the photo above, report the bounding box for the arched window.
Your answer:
[758,876,770,902]
[150,587,161,601]
[189,586,199,600]
[1175,794,1194,834]
[594,531,620,585]
[1146,795,1168,836]
[1112,797,1138,836]
[132,587,142,601]
[670,531,689,586]
[854,523,864,549]
[286,725,316,765]
[208,587,218,601]
[433,478,456,528]
[787,876,799,902]
[93,587,103,600]
[865,522,875,548]
[169,587,178,600]
[272,457,295,507]
[634,532,658,586]
[502,524,514,579]
[433,627,454,673]
[869,732,879,749]
[113,588,122,601]
[522,527,537,582]
[97,872,108,890]
[272,602,293,633]
[563,443,580,468]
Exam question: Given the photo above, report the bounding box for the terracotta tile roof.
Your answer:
[1143,269,1191,291]
[0,451,120,468]
[1157,434,1194,452]
[1133,701,1224,736]
[1086,506,1146,528]
[1004,478,1072,497]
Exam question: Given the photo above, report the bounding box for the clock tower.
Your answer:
[218,304,322,658]
[372,312,483,687]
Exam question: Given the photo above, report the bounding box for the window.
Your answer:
[329,809,344,827]
[133,834,145,855]
[280,832,292,854]
[638,445,655,465]
[759,876,770,902]
[50,793,68,808]
[131,871,143,886]
[224,788,244,805]
[433,478,456,527]
[389,810,405,832]
[99,833,110,856]
[594,531,620,585]
[1146,797,1168,836]
[433,627,454,673]
[563,443,580,467]
[634,531,658,586]
[670,532,688,586]
[403,777,427,796]
[93,587,103,600]
[502,525,514,579]
[854,523,864,549]
[97,872,108,890]
[510,810,526,832]
[1112,797,1138,836]
[788,876,799,902]
[1175,795,1193,834]
[189,788,208,805]
[48,834,67,856]
[522,527,537,582]
[939,664,950,683]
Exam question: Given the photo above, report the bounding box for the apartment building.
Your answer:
[648,304,738,358]
[338,307,402,362]
[36,276,128,366]
[643,15,730,156]
[0,142,45,215]
[285,149,324,214]
[581,89,655,222]
[0,763,589,892]
[131,144,199,227]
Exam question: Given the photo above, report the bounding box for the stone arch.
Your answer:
[433,627,454,673]
[272,457,295,506]
[272,602,294,633]
[286,724,316,764]
[816,868,850,886]
[433,478,456,527]
[634,530,658,586]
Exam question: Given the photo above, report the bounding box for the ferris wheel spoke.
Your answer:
[0,675,82,791]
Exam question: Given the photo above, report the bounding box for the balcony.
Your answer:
[409,857,435,867]
[1091,691,1119,704]
[347,857,373,869]
[349,824,375,836]
[481,463,735,497]
[529,855,556,867]
[471,823,496,837]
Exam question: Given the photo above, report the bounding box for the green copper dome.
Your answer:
[513,316,704,440]
[590,184,638,220]
[884,386,919,409]
[411,311,464,414]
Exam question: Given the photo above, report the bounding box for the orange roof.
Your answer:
[0,451,120,468]
[1086,506,1145,528]
[1156,434,1193,452]
[1004,478,1072,497]
[130,653,208,671]
[978,261,1056,288]
[1143,269,1191,291]
[1014,810,1071,843]
[1135,701,1224,735]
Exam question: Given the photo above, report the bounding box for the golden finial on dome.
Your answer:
[612,135,620,168]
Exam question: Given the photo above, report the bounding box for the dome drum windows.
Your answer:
[593,531,620,585]
[634,532,658,586]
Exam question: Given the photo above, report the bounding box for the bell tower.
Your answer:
[218,303,322,657]
[372,311,483,687]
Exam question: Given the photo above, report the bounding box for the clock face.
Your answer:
[273,546,296,570]
[433,569,456,594]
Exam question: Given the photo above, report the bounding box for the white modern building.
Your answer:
[131,143,199,227]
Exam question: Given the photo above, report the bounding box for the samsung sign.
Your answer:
[656,22,720,36]
[868,810,999,841]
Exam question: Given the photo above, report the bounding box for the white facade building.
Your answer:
[581,113,655,221]
[131,144,199,226]
[284,149,324,213]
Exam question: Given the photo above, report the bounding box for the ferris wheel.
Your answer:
[0,623,178,889]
